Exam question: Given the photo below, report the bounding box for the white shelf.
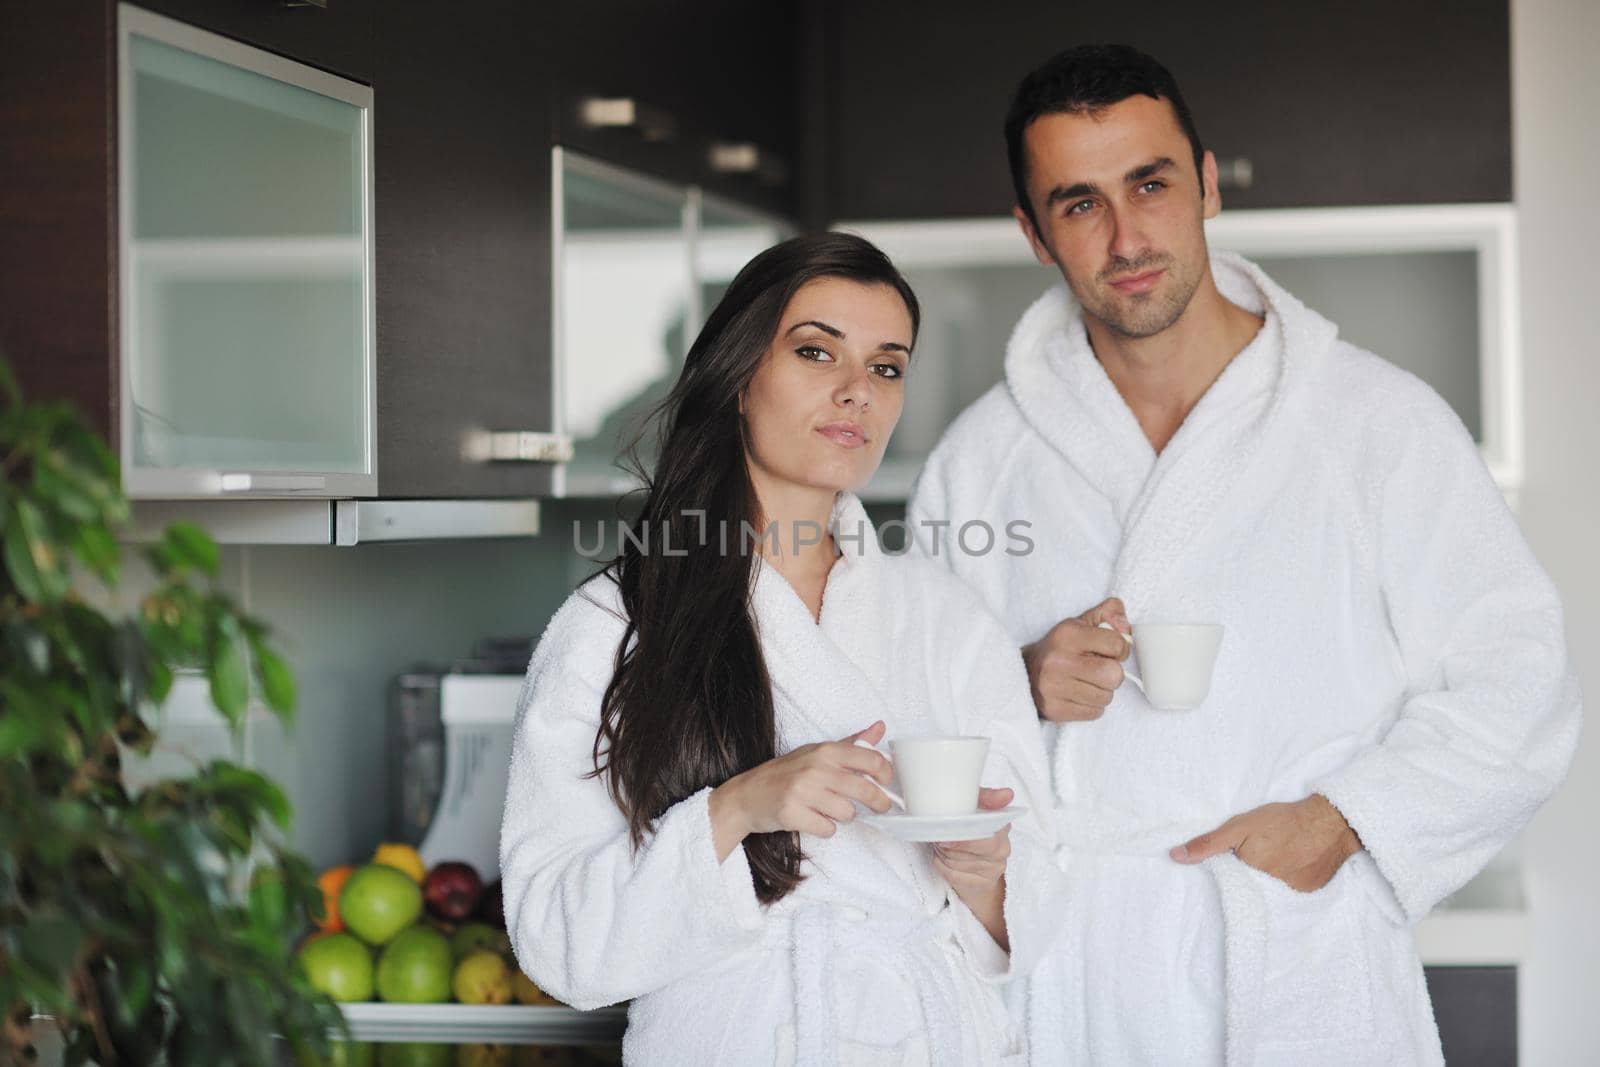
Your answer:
[338,1003,626,1045]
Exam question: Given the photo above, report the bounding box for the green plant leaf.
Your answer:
[161,521,220,578]
[5,498,70,602]
[208,622,249,724]
[69,519,120,582]
[34,451,102,523]
[252,644,296,718]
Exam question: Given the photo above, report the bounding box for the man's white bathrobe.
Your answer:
[500,493,1066,1066]
[908,252,1581,1065]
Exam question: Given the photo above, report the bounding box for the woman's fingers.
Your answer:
[831,767,894,813]
[828,740,895,784]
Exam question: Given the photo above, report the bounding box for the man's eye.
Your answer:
[1066,199,1095,216]
[1139,180,1166,194]
[796,345,833,362]
[870,362,904,380]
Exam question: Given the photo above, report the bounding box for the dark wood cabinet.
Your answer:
[1426,965,1518,1064]
[0,3,119,443]
[549,1,801,217]
[818,0,1511,220]
[129,0,374,83]
[370,4,557,498]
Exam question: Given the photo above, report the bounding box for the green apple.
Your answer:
[341,864,424,946]
[297,932,374,1002]
[375,925,453,1003]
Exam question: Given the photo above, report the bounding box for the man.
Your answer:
[908,44,1581,1065]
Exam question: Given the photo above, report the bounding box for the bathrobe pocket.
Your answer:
[1242,858,1378,1050]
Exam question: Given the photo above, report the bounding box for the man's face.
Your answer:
[1013,95,1220,339]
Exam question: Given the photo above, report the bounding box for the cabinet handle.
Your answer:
[1216,157,1254,190]
[219,473,328,492]
[465,431,575,464]
[708,142,789,186]
[279,0,328,8]
[578,97,675,142]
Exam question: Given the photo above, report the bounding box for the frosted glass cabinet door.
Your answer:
[555,153,691,496]
[119,6,375,497]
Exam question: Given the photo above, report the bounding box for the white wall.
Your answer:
[1511,0,1600,1060]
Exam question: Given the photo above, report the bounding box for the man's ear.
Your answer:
[1013,205,1056,266]
[1201,149,1222,220]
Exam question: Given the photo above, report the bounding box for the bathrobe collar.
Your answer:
[1003,251,1340,620]
[749,492,897,745]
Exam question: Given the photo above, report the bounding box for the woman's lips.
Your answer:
[817,422,868,449]
[1107,268,1164,294]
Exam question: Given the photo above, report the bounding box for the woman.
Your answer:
[500,233,1064,1065]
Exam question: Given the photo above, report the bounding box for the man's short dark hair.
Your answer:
[1005,44,1205,229]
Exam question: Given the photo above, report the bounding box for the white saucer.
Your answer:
[858,806,1027,842]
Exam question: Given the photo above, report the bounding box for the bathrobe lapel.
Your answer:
[749,493,897,747]
[1004,254,1336,622]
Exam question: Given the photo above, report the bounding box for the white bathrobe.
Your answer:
[908,252,1581,1065]
[500,493,1066,1066]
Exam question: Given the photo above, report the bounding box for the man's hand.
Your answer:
[1169,794,1362,892]
[1021,597,1131,722]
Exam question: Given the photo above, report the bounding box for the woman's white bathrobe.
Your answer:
[500,493,1066,1066]
[908,252,1581,1065]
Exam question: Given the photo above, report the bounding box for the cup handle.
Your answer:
[852,738,906,810]
[1096,621,1147,695]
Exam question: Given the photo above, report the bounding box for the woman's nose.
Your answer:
[834,363,872,409]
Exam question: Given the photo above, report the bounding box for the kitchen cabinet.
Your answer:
[2,4,379,500]
[553,150,789,496]
[370,3,560,498]
[819,0,1511,220]
[130,0,373,83]
[550,0,801,218]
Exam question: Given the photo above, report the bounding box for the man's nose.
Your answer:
[1106,205,1149,264]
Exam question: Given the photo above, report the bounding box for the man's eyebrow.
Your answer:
[1126,157,1177,184]
[1045,180,1102,208]
[1043,158,1179,209]
[786,319,844,339]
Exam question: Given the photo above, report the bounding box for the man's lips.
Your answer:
[1106,268,1165,294]
[817,422,869,449]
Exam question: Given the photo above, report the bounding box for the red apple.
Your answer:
[421,861,483,923]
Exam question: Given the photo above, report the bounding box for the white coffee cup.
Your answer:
[1100,621,1224,710]
[889,736,990,816]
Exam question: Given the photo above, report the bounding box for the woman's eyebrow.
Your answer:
[785,319,844,339]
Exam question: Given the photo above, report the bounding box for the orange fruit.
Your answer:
[318,865,357,931]
[372,842,427,883]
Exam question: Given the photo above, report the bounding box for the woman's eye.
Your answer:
[795,345,833,362]
[870,362,904,380]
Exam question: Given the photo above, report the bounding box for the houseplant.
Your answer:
[0,360,340,1065]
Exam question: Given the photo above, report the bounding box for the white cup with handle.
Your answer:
[854,735,990,816]
[1099,621,1224,710]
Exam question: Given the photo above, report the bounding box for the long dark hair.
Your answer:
[590,232,919,904]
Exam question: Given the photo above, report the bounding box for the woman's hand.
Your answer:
[708,720,895,861]
[931,786,1014,951]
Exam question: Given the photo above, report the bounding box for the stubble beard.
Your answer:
[1076,250,1204,340]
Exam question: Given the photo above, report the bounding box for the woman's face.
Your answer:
[742,277,914,498]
